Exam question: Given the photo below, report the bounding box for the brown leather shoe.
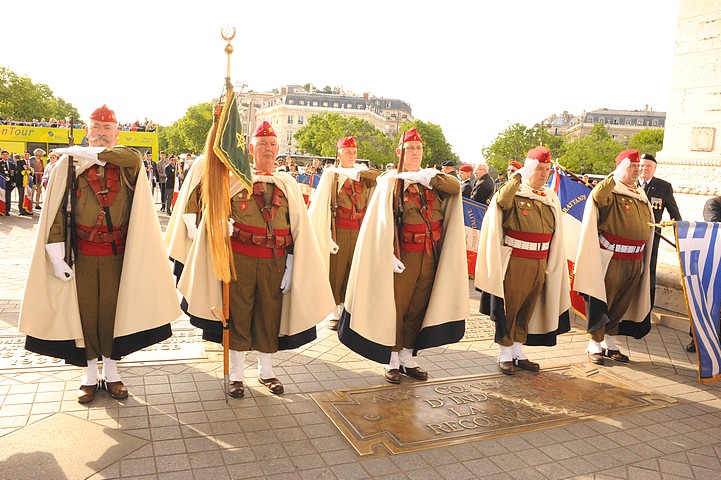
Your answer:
[258,376,284,395]
[228,381,245,398]
[328,319,339,331]
[399,366,428,381]
[103,380,128,399]
[603,349,629,363]
[587,352,604,365]
[515,358,540,372]
[77,383,99,404]
[498,361,518,375]
[384,368,401,384]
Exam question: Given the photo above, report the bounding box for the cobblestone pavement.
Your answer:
[0,200,720,480]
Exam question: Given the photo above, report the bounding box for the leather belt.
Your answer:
[503,236,550,252]
[599,234,644,254]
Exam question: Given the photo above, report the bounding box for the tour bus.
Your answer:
[275,154,372,170]
[0,123,159,159]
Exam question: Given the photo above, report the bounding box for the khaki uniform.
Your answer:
[47,147,140,360]
[394,174,459,350]
[495,175,555,346]
[590,176,651,341]
[228,183,291,353]
[329,169,380,304]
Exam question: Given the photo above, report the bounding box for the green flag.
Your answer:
[213,86,252,191]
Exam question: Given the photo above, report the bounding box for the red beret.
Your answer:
[90,105,117,123]
[337,136,357,149]
[459,164,473,172]
[253,120,276,138]
[508,161,522,170]
[526,146,551,164]
[401,127,423,144]
[615,149,640,165]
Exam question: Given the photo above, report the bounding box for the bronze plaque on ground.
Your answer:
[461,316,584,342]
[311,366,677,456]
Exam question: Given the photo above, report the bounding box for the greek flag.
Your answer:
[676,221,721,384]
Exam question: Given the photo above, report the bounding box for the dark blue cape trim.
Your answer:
[480,290,570,347]
[24,323,173,367]
[584,295,651,339]
[181,298,316,351]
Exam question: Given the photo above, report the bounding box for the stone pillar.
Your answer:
[656,0,721,196]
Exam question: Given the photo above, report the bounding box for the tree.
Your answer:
[628,129,664,156]
[158,102,213,155]
[294,113,395,166]
[399,120,458,168]
[560,123,623,174]
[482,123,544,173]
[0,67,80,121]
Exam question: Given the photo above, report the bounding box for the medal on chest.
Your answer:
[239,202,248,210]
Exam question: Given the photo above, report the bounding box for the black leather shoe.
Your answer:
[258,376,284,394]
[77,383,99,404]
[228,381,244,398]
[103,380,128,399]
[603,349,629,363]
[399,366,428,381]
[384,369,401,384]
[685,341,696,353]
[515,358,540,372]
[498,361,518,375]
[587,352,604,365]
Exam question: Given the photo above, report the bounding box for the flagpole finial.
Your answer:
[221,27,236,83]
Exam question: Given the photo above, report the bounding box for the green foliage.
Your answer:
[481,123,546,173]
[628,129,664,156]
[559,124,623,174]
[158,102,213,155]
[294,113,395,166]
[398,120,458,168]
[0,67,80,122]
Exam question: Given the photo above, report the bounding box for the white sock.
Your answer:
[399,348,419,368]
[81,359,99,385]
[334,303,344,319]
[230,350,245,382]
[512,342,528,360]
[587,340,603,354]
[498,345,513,363]
[257,352,275,379]
[101,356,121,383]
[387,351,400,370]
[602,334,618,351]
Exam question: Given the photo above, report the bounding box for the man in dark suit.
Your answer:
[638,153,682,309]
[14,153,32,215]
[0,150,15,215]
[458,164,473,198]
[471,163,496,205]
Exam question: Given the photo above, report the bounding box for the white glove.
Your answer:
[54,146,107,166]
[612,157,631,184]
[324,166,361,181]
[395,168,437,188]
[228,219,235,236]
[517,159,538,181]
[280,254,294,293]
[393,256,406,274]
[45,242,74,281]
[182,214,198,240]
[329,238,339,254]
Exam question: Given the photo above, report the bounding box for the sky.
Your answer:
[4,0,681,163]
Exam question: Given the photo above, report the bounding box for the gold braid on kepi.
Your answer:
[202,109,237,283]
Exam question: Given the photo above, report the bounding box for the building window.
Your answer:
[312,101,319,107]
[385,101,391,108]
[286,132,293,144]
[322,101,329,107]
[357,103,365,109]
[652,119,659,126]
[346,102,353,108]
[613,118,619,125]
[333,102,340,108]
[599,117,605,124]
[299,100,305,106]
[288,99,295,105]
[625,118,632,125]
[287,115,293,124]
[298,116,304,125]
[586,116,593,123]
[637,118,643,126]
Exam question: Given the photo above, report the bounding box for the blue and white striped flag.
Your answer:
[676,221,721,384]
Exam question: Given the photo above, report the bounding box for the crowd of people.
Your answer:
[7,103,718,408]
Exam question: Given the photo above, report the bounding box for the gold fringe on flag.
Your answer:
[202,108,237,283]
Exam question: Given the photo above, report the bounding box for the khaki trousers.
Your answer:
[499,256,547,346]
[590,258,643,342]
[393,250,437,351]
